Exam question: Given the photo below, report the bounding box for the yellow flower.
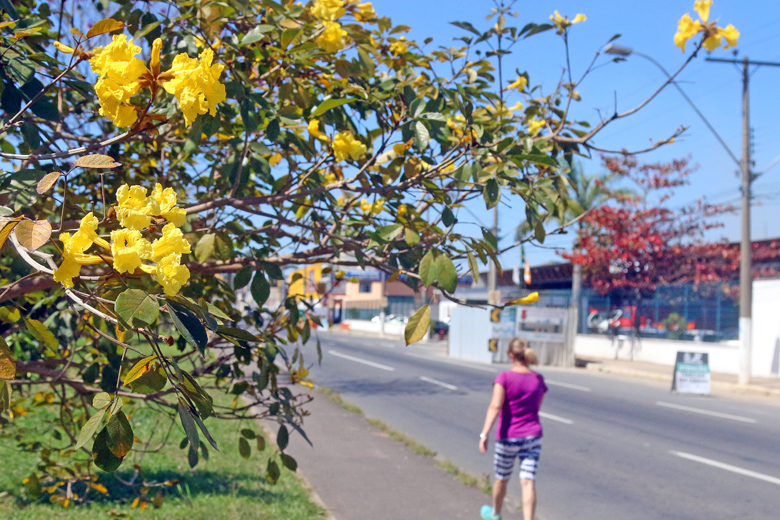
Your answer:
[359,198,384,215]
[333,131,366,161]
[312,0,345,21]
[54,232,106,287]
[151,184,187,226]
[694,0,712,22]
[389,37,409,56]
[154,253,190,296]
[674,13,703,52]
[308,119,330,141]
[53,41,75,54]
[393,143,407,155]
[315,22,350,53]
[527,118,545,135]
[354,2,375,22]
[323,172,337,184]
[550,11,586,33]
[115,185,160,230]
[89,35,147,127]
[510,292,539,305]
[150,38,162,74]
[151,223,191,261]
[110,228,153,274]
[505,76,528,92]
[162,48,227,126]
[268,153,282,166]
[674,1,739,53]
[487,101,523,119]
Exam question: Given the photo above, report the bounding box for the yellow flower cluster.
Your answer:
[550,11,586,34]
[333,131,367,161]
[312,0,346,21]
[359,198,384,215]
[316,22,350,53]
[527,118,546,135]
[674,1,739,52]
[53,184,191,297]
[389,37,409,56]
[59,34,225,128]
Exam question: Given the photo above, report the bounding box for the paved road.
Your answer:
[300,332,780,520]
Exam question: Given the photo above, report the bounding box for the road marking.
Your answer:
[404,352,498,373]
[328,350,395,371]
[419,376,458,391]
[539,412,573,424]
[671,451,780,486]
[656,401,757,423]
[546,380,591,392]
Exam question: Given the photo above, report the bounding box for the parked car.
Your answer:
[432,320,449,339]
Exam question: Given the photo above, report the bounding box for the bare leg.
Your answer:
[520,478,537,520]
[492,478,508,516]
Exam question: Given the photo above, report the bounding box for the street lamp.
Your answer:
[603,43,740,166]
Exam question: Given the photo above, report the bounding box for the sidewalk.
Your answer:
[578,356,780,398]
[287,392,496,520]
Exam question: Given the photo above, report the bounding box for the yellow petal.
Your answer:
[693,0,712,23]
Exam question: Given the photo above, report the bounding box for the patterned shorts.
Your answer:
[493,436,542,481]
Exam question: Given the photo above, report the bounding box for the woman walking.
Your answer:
[479,338,548,520]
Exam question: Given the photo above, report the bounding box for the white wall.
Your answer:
[574,334,740,374]
[752,279,780,378]
[449,306,493,364]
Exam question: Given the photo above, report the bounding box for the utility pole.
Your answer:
[707,56,780,385]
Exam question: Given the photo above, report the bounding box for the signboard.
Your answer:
[672,352,711,394]
[490,308,515,340]
[344,271,385,282]
[488,338,498,352]
[515,307,567,342]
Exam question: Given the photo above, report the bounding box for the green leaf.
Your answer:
[106,411,133,458]
[534,220,546,244]
[378,223,404,242]
[0,379,11,413]
[167,300,208,353]
[178,398,200,451]
[434,254,457,293]
[405,228,420,247]
[218,327,261,343]
[194,234,216,263]
[414,121,430,151]
[233,265,253,290]
[238,437,251,459]
[24,472,41,498]
[179,372,214,419]
[277,425,289,451]
[484,178,500,209]
[193,413,218,451]
[92,392,112,409]
[405,305,431,345]
[281,453,298,472]
[129,366,167,394]
[92,427,124,472]
[241,428,256,439]
[450,21,481,36]
[250,272,270,307]
[114,289,159,328]
[256,435,266,452]
[24,318,58,351]
[419,250,438,287]
[467,251,480,281]
[312,98,353,117]
[266,459,281,484]
[442,207,456,227]
[242,24,274,45]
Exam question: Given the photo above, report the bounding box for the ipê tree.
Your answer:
[0,0,739,508]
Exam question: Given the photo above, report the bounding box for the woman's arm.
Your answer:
[479,383,506,454]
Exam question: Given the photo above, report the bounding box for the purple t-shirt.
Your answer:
[494,371,548,440]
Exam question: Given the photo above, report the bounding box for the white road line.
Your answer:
[419,376,458,391]
[656,401,757,423]
[539,412,573,425]
[328,350,395,371]
[671,451,780,486]
[404,351,498,373]
[546,380,591,392]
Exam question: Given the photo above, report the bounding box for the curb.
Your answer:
[583,363,780,398]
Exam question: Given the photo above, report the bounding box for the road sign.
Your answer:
[672,352,711,394]
[488,338,498,352]
[490,308,502,322]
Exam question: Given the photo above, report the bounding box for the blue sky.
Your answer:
[372,0,780,268]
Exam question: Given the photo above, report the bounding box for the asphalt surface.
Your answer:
[299,331,780,520]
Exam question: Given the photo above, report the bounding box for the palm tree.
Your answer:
[516,160,633,310]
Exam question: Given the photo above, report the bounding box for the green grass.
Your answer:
[0,393,327,520]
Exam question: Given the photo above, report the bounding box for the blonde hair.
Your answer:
[507,337,538,365]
